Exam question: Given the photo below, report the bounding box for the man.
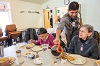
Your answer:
[54,1,82,47]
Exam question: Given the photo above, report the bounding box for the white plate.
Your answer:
[24,52,33,57]
[96,60,100,66]
[20,43,35,48]
[33,57,42,65]
[67,54,86,65]
[31,46,43,52]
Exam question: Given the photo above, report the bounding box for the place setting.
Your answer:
[67,54,87,65]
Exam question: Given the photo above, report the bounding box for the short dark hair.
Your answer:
[68,1,79,10]
[37,27,47,35]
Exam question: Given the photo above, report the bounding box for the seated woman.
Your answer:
[30,27,54,48]
[67,24,99,59]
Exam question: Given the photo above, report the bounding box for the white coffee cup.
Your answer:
[61,58,67,64]
[42,44,49,51]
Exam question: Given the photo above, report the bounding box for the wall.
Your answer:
[1,0,43,29]
[42,0,100,31]
[1,0,100,31]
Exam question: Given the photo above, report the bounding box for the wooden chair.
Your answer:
[5,24,21,46]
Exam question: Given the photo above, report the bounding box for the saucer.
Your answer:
[33,57,42,65]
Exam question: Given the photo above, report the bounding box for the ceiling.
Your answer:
[20,0,49,5]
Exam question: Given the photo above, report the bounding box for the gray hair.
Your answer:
[80,24,94,39]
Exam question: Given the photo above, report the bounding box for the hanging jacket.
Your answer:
[24,28,38,42]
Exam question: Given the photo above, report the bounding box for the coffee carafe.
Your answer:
[51,42,64,56]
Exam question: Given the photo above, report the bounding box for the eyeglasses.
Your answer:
[79,30,88,34]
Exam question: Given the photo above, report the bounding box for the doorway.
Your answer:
[43,9,53,29]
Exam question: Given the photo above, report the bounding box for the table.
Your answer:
[4,43,97,66]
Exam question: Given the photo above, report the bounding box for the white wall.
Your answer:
[42,0,100,31]
[1,0,100,31]
[2,0,43,29]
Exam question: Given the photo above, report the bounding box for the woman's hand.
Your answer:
[30,39,35,43]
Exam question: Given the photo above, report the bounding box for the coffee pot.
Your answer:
[51,42,64,56]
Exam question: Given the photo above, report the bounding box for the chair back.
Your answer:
[5,24,21,39]
[24,28,38,42]
[5,24,16,32]
[93,31,99,43]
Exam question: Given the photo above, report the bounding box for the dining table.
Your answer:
[3,43,98,66]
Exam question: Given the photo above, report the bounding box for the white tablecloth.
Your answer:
[4,43,97,66]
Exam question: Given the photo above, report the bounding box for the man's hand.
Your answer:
[53,39,60,44]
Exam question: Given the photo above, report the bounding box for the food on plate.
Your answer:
[0,57,9,63]
[67,55,75,61]
[27,44,35,47]
[32,46,43,52]
[8,57,16,63]
[20,44,35,48]
[25,44,35,49]
[26,46,31,49]
[39,46,42,48]
[24,52,31,56]
[67,55,86,65]
[0,57,16,64]
[97,60,100,65]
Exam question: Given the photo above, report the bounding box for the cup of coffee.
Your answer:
[16,50,21,57]
[26,46,31,51]
[42,44,49,51]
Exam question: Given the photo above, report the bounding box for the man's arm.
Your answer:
[53,29,61,44]
[54,17,67,44]
[56,29,62,40]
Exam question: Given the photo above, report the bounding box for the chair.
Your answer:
[5,24,21,46]
[0,28,8,44]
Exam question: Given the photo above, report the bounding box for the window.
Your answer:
[0,2,12,32]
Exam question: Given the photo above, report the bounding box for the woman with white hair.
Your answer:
[67,24,99,59]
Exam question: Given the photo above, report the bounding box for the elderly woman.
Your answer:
[67,24,99,59]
